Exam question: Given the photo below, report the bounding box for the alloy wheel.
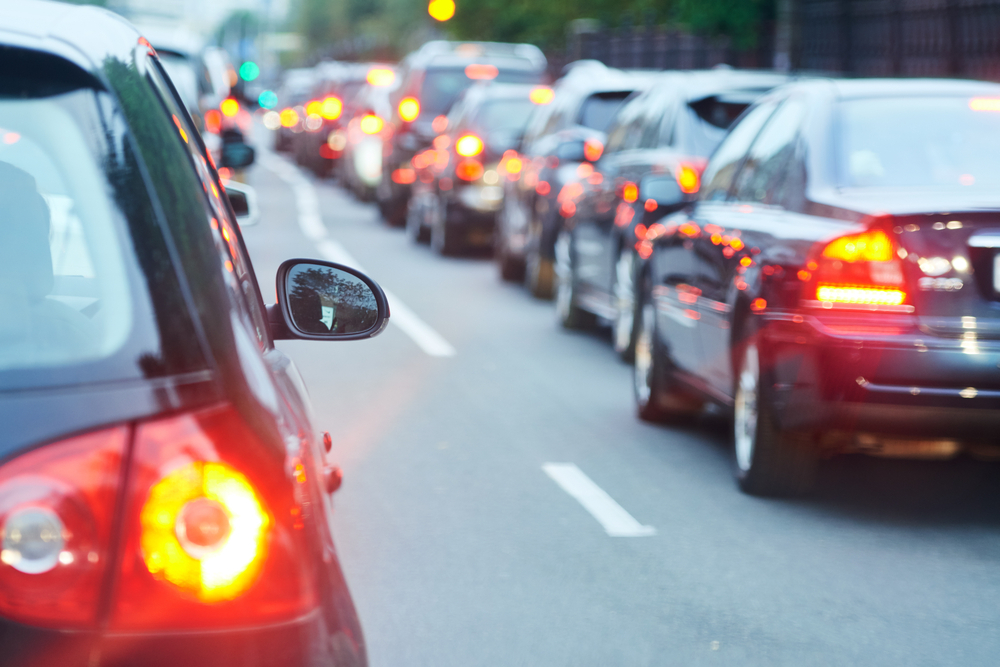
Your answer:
[613,249,636,356]
[734,342,760,473]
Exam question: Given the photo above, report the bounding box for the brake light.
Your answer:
[392,168,416,184]
[399,97,420,122]
[279,108,299,128]
[0,426,128,628]
[360,114,384,134]
[367,68,395,87]
[806,227,908,307]
[432,115,449,133]
[622,182,638,203]
[305,100,322,117]
[465,64,499,80]
[220,98,239,118]
[530,87,555,105]
[109,404,316,631]
[456,134,483,157]
[456,159,484,181]
[583,139,603,162]
[321,96,342,120]
[677,164,700,194]
[204,109,222,134]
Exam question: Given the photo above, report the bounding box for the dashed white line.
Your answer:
[543,463,656,537]
[260,152,456,357]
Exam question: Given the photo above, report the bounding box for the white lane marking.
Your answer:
[543,463,656,537]
[260,152,456,357]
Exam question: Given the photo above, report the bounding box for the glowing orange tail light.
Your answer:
[320,96,343,120]
[530,86,555,105]
[367,68,396,87]
[220,98,240,118]
[815,284,906,306]
[455,134,484,157]
[465,64,499,80]
[622,182,639,203]
[676,164,701,194]
[583,138,603,162]
[822,229,895,262]
[360,114,384,134]
[456,159,484,181]
[279,108,299,128]
[806,225,909,307]
[398,97,420,122]
[204,109,222,134]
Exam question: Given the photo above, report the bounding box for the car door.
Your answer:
[695,97,810,399]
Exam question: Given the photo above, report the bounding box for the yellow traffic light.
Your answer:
[428,0,455,21]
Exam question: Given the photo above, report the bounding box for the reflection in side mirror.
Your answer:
[640,174,685,207]
[275,259,390,341]
[223,180,259,226]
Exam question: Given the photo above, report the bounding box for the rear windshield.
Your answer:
[674,98,753,156]
[421,67,542,116]
[839,96,1000,189]
[474,98,536,132]
[577,92,633,132]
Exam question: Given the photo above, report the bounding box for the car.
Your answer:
[0,4,386,665]
[553,69,790,359]
[633,77,1000,496]
[273,67,317,152]
[406,82,548,255]
[339,67,400,200]
[500,61,658,298]
[376,40,547,227]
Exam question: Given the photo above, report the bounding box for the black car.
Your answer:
[634,78,1000,496]
[0,4,387,665]
[553,69,789,360]
[498,62,657,297]
[376,40,547,227]
[406,82,545,255]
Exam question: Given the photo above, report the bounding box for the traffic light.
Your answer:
[239,61,260,82]
[428,0,455,21]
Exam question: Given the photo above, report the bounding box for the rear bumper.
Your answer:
[762,312,1000,440]
[0,609,365,667]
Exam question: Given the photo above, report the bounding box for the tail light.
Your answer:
[108,404,316,631]
[432,115,448,133]
[676,163,701,194]
[0,427,128,628]
[204,109,222,134]
[465,64,499,80]
[622,182,638,203]
[456,159,484,182]
[305,100,322,117]
[321,96,342,120]
[360,114,384,135]
[804,226,908,307]
[366,69,395,87]
[220,98,239,118]
[583,139,603,162]
[392,168,416,184]
[398,97,420,122]
[455,134,483,158]
[530,87,554,105]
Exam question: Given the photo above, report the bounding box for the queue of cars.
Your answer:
[274,43,1000,500]
[2,2,387,665]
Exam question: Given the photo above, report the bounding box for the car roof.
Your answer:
[0,0,141,76]
[826,77,1000,99]
[407,40,546,71]
[645,69,795,103]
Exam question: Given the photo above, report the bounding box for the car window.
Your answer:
[699,100,779,201]
[576,91,632,133]
[838,95,1000,190]
[733,98,808,205]
[144,59,271,349]
[421,67,541,117]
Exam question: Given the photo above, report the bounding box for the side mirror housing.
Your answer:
[221,140,256,169]
[640,174,685,208]
[223,180,260,227]
[270,259,390,341]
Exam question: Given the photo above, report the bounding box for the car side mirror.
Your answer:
[223,180,260,227]
[221,140,256,169]
[270,259,390,341]
[640,174,684,207]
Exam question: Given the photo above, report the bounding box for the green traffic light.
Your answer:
[239,61,260,82]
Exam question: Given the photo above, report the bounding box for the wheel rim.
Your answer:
[734,342,760,472]
[554,231,573,319]
[613,250,635,353]
[633,301,655,404]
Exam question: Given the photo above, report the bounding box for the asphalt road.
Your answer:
[241,143,1000,666]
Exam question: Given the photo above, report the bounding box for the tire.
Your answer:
[733,333,818,496]
[496,236,525,282]
[525,250,555,299]
[612,246,639,362]
[554,228,596,329]
[432,201,464,256]
[633,286,702,422]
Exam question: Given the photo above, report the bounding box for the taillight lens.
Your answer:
[360,114,384,134]
[398,97,420,122]
[0,426,128,628]
[676,163,701,194]
[109,404,316,631]
[321,96,343,120]
[220,98,240,118]
[305,99,322,117]
[583,139,603,162]
[279,108,299,128]
[455,134,483,158]
[807,228,908,307]
[455,159,484,182]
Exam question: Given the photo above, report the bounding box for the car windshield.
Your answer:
[421,67,541,116]
[0,92,133,377]
[839,95,1000,189]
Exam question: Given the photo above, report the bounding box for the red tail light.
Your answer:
[0,426,128,628]
[321,96,343,120]
[398,97,420,122]
[392,168,416,184]
[804,226,909,307]
[305,100,322,117]
[360,114,384,135]
[676,163,701,194]
[204,109,222,134]
[279,108,299,128]
[455,159,484,182]
[455,134,483,158]
[622,182,638,203]
[109,404,316,631]
[220,98,240,118]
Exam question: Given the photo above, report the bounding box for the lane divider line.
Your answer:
[259,152,456,357]
[543,463,656,537]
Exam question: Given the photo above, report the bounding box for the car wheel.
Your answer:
[733,335,817,496]
[612,246,638,362]
[432,201,463,256]
[633,286,702,422]
[524,219,555,299]
[554,228,595,329]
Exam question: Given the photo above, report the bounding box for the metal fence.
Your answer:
[795,0,1000,80]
